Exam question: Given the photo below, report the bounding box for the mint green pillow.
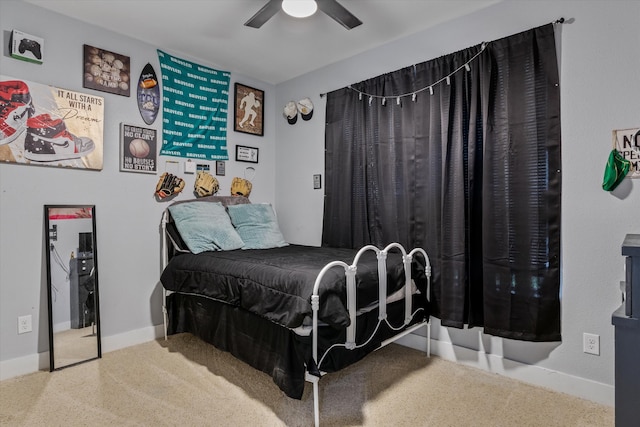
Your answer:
[168,202,244,253]
[227,204,288,249]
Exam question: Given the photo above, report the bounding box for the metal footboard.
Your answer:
[307,243,431,427]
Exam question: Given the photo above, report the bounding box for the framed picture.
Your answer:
[120,123,157,173]
[83,44,131,96]
[234,83,264,136]
[216,161,226,176]
[0,76,104,170]
[235,145,259,163]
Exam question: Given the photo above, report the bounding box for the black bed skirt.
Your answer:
[167,292,428,399]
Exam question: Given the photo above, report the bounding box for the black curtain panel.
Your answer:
[323,23,561,341]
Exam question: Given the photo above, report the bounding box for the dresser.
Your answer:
[611,234,640,426]
[69,255,95,329]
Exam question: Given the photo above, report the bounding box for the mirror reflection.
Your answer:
[45,205,101,370]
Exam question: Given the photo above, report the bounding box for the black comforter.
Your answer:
[160,245,422,329]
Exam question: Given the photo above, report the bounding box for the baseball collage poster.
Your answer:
[0,75,104,170]
[157,50,231,161]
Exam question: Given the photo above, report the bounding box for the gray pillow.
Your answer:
[227,203,288,249]
[168,202,244,253]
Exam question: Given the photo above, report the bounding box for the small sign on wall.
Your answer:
[120,123,157,174]
[614,128,640,178]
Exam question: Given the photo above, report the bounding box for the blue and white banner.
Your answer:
[157,50,230,160]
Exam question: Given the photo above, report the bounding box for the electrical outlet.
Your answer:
[18,315,32,334]
[583,333,600,355]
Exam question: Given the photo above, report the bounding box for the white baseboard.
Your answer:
[3,325,614,408]
[0,352,50,381]
[101,324,164,353]
[395,333,614,407]
[0,324,164,381]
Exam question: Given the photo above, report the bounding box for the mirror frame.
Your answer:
[44,204,101,371]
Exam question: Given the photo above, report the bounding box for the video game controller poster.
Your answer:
[0,75,104,170]
[10,30,44,64]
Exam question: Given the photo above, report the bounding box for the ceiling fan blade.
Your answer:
[244,0,281,28]
[316,0,362,30]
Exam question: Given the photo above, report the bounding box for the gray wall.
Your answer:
[2,0,639,407]
[0,0,276,370]
[274,0,640,405]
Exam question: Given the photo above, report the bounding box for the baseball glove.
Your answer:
[194,171,219,197]
[231,167,255,197]
[155,172,185,199]
[231,177,252,197]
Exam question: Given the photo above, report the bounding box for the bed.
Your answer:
[159,195,431,426]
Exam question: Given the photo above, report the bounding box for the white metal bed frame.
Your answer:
[160,211,431,427]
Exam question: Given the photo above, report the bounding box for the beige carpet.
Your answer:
[52,325,99,369]
[0,333,613,426]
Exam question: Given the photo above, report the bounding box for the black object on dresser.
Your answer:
[69,255,95,329]
[611,234,640,427]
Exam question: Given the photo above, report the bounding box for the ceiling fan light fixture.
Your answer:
[282,0,318,18]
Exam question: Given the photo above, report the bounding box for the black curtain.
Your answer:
[323,24,561,341]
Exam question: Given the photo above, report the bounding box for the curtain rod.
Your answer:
[319,17,567,99]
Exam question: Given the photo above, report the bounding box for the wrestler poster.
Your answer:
[0,75,104,170]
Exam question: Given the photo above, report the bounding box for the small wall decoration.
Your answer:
[83,44,131,97]
[120,123,157,174]
[137,63,160,125]
[234,83,264,136]
[613,128,640,178]
[10,30,44,64]
[235,145,259,163]
[216,161,226,176]
[0,76,104,170]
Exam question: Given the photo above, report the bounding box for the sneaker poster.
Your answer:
[0,76,104,170]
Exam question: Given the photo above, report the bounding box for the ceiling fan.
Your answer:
[245,0,363,30]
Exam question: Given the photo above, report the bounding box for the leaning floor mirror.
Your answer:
[44,205,101,370]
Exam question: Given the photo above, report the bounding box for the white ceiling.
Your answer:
[22,0,502,85]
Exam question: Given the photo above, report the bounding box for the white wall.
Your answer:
[0,0,276,376]
[274,0,640,405]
